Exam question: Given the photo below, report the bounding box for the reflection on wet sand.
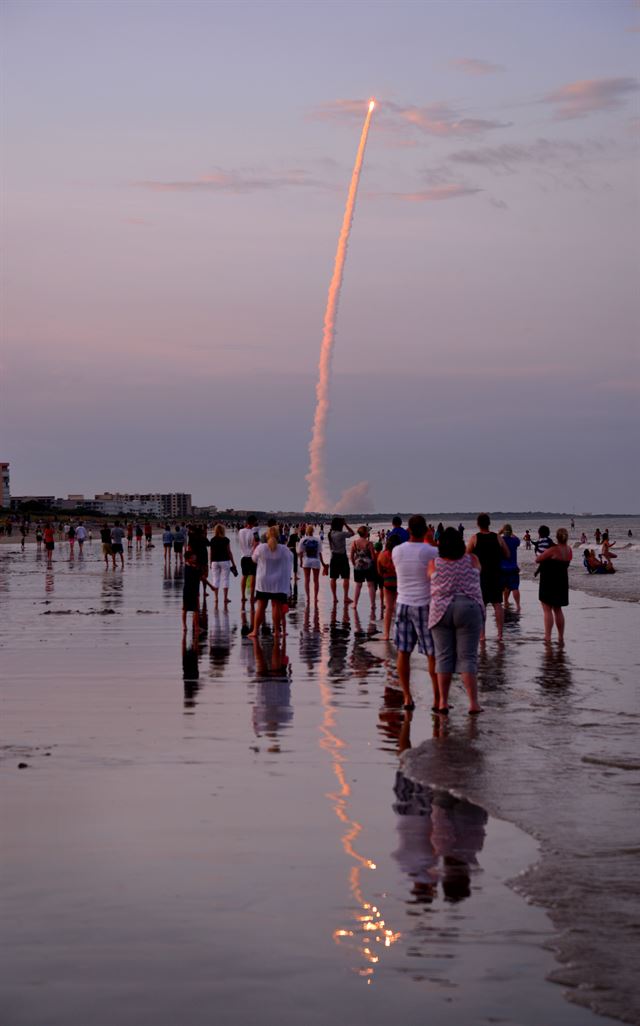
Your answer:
[535,642,573,694]
[392,772,488,906]
[209,609,236,678]
[316,639,401,981]
[299,606,321,672]
[182,635,203,711]
[251,635,292,752]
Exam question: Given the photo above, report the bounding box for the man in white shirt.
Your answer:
[238,514,259,607]
[391,515,439,710]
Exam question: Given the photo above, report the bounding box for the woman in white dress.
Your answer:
[248,526,293,637]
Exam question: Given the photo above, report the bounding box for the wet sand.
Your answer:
[0,540,635,1025]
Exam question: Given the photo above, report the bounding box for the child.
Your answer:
[182,548,202,634]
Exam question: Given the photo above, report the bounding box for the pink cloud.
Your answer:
[387,184,481,202]
[136,168,327,193]
[309,98,510,140]
[543,77,639,119]
[450,57,505,75]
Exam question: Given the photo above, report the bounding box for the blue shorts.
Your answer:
[394,604,434,656]
[502,569,520,592]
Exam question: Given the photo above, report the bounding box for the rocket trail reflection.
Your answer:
[316,629,401,981]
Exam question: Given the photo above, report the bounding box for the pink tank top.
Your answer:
[428,554,484,628]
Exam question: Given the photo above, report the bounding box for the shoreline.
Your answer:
[399,582,639,1025]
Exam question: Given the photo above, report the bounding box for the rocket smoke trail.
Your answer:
[305,99,375,513]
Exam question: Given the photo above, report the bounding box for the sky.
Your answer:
[2,0,639,512]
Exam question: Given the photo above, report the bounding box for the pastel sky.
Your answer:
[2,0,639,512]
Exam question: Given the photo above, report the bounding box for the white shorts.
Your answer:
[210,561,231,589]
[302,558,321,570]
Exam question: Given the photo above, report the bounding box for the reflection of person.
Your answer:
[428,527,484,715]
[431,790,488,902]
[209,609,235,677]
[392,770,437,904]
[251,635,292,746]
[182,634,201,710]
[536,528,572,643]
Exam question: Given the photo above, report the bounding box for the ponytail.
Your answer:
[266,525,279,552]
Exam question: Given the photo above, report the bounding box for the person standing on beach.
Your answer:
[466,514,510,642]
[391,514,439,710]
[162,524,174,567]
[427,527,484,715]
[100,523,112,569]
[208,523,237,609]
[173,523,186,565]
[536,528,572,643]
[389,516,409,543]
[110,521,125,570]
[126,522,134,551]
[499,524,521,612]
[377,534,400,640]
[135,521,143,550]
[287,525,300,579]
[328,516,355,606]
[75,521,87,556]
[43,522,55,566]
[182,548,202,635]
[248,526,293,639]
[238,514,259,608]
[298,525,327,605]
[350,526,377,614]
[67,522,76,558]
[144,521,153,549]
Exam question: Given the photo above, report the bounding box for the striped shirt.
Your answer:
[428,554,484,629]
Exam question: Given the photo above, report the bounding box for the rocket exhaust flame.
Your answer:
[305,100,375,513]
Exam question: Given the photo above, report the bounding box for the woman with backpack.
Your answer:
[298,526,327,605]
[350,526,377,614]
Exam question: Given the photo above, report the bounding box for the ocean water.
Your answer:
[0,533,638,1025]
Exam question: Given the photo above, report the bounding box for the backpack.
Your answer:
[303,538,319,559]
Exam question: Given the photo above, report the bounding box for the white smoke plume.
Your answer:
[304,100,375,513]
[335,480,374,514]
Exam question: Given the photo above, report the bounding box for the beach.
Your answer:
[1,528,638,1025]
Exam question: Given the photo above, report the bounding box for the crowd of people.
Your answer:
[9,510,624,716]
[175,512,585,718]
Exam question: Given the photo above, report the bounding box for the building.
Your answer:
[1,463,9,507]
[10,496,55,510]
[94,492,192,518]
